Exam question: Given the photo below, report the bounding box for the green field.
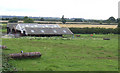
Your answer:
[2,34,118,71]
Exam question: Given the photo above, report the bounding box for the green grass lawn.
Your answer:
[2,34,118,71]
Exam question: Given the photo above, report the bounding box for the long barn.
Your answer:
[7,23,73,37]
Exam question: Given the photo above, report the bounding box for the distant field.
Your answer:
[1,23,118,29]
[2,34,118,71]
[58,24,118,29]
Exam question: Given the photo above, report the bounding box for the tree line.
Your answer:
[3,15,119,24]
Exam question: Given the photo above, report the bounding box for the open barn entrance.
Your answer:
[7,27,10,34]
[12,29,16,34]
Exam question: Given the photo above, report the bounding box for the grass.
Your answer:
[2,34,118,71]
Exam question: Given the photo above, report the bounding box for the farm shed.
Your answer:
[7,23,73,36]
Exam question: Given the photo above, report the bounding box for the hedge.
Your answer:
[69,27,118,34]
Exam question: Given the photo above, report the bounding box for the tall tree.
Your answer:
[40,18,45,21]
[61,15,66,24]
[24,16,29,19]
[107,16,116,23]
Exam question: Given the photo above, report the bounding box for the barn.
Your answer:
[7,23,73,37]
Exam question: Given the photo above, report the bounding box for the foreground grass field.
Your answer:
[2,34,118,71]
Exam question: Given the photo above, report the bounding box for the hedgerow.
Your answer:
[69,27,118,34]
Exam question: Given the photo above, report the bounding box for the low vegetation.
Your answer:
[70,28,118,34]
[2,34,118,71]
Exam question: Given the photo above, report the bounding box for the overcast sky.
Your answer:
[0,0,119,20]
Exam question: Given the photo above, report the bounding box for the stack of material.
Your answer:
[103,38,110,40]
[0,45,7,49]
[76,35,80,37]
[9,52,41,58]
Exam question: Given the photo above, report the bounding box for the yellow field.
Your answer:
[58,24,118,29]
[1,20,117,29]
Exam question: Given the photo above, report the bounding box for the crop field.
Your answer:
[2,34,118,71]
[1,23,118,29]
[58,24,118,29]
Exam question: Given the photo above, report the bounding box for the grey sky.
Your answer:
[0,0,119,19]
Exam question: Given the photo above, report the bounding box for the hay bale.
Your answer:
[29,52,35,57]
[35,52,41,57]
[23,53,29,57]
[0,45,7,49]
[103,38,110,40]
[9,53,22,58]
[76,35,80,37]
[9,52,41,59]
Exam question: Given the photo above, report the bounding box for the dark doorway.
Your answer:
[12,29,16,34]
[7,27,10,34]
[23,31,26,36]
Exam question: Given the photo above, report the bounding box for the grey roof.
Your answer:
[25,27,73,35]
[18,23,60,28]
[7,23,60,30]
[15,23,60,31]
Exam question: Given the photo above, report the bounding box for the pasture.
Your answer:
[2,34,118,71]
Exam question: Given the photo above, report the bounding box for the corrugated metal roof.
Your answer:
[7,23,73,35]
[25,27,73,35]
[7,23,60,29]
[15,23,61,31]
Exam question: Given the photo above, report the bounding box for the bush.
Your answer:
[69,27,118,34]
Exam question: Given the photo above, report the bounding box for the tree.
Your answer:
[8,17,18,23]
[117,18,120,23]
[24,16,28,19]
[107,16,116,23]
[23,16,34,23]
[61,15,66,24]
[74,19,83,22]
[40,18,44,21]
[116,18,120,34]
[117,18,120,27]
